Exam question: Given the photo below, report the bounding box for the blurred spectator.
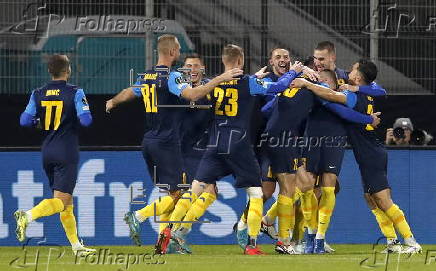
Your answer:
[385,118,433,146]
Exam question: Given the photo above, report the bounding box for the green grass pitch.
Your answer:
[1,244,436,271]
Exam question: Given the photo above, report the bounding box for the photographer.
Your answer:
[385,118,433,146]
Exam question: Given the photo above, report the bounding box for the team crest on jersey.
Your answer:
[175,75,191,84]
[256,78,264,86]
[82,97,90,110]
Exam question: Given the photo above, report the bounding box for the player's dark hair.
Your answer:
[48,54,70,77]
[320,69,339,89]
[357,59,378,84]
[268,48,290,59]
[315,41,336,54]
[184,53,204,65]
[222,44,244,63]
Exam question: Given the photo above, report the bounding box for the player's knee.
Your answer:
[204,183,216,195]
[191,180,207,196]
[363,193,377,209]
[322,173,337,187]
[246,186,263,199]
[261,182,275,200]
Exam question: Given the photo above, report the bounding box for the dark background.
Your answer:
[2,94,434,147]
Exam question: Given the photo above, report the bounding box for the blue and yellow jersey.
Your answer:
[210,74,278,131]
[265,85,316,136]
[131,65,189,142]
[23,80,90,151]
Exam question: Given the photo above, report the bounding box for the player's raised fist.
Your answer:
[254,66,270,79]
[302,66,320,82]
[290,61,303,73]
[338,84,358,92]
[106,99,115,113]
[371,112,381,128]
[218,68,243,82]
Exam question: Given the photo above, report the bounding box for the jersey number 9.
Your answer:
[41,101,63,130]
[214,87,238,116]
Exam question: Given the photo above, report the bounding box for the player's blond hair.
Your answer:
[222,44,244,64]
[157,34,179,55]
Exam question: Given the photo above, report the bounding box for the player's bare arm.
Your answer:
[181,67,243,101]
[105,87,136,113]
[292,78,347,104]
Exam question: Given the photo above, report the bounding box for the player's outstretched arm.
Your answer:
[248,62,304,96]
[179,68,243,101]
[292,78,347,104]
[324,103,381,127]
[339,82,386,96]
[106,87,136,113]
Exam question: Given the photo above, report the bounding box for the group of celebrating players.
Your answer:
[15,34,422,256]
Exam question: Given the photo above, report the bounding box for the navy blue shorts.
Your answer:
[357,151,390,194]
[255,146,276,182]
[43,161,78,194]
[195,136,262,188]
[142,137,185,191]
[348,130,390,194]
[265,138,300,174]
[42,145,78,195]
[305,138,346,176]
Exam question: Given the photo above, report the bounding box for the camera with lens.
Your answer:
[393,127,406,139]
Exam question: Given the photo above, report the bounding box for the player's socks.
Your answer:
[159,211,172,233]
[168,192,198,223]
[301,190,318,234]
[247,197,263,238]
[59,205,79,245]
[385,204,413,239]
[135,195,175,222]
[28,198,64,221]
[181,192,216,229]
[264,201,278,224]
[371,207,397,239]
[277,194,294,243]
[292,203,305,243]
[316,187,335,240]
[294,187,303,201]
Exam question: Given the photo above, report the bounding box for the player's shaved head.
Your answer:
[319,69,338,90]
[157,34,180,55]
[222,44,244,64]
[48,54,70,78]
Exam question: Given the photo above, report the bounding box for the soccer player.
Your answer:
[105,35,242,252]
[292,59,422,254]
[14,54,95,256]
[158,54,213,239]
[303,69,353,253]
[234,48,292,247]
[164,44,304,255]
